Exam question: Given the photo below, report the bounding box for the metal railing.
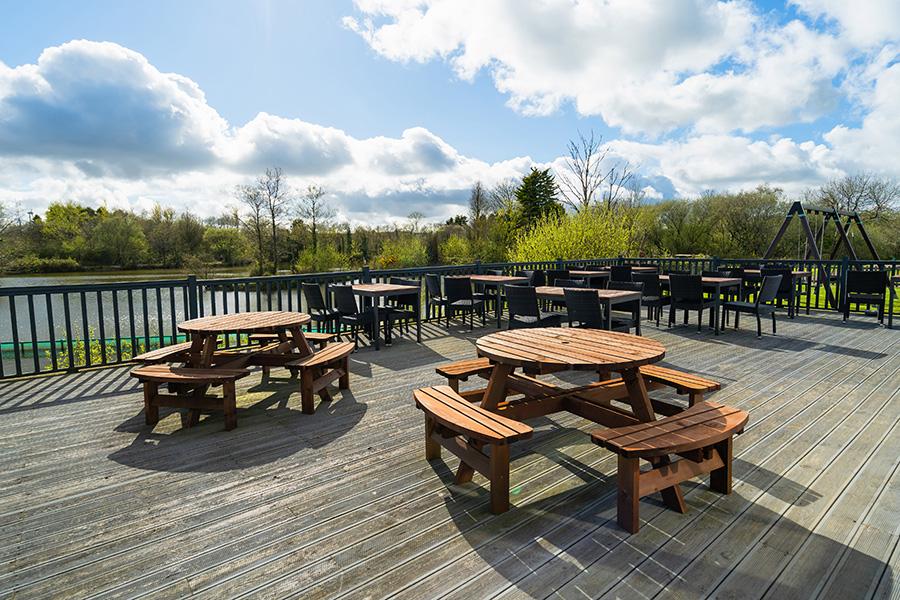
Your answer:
[1,256,897,379]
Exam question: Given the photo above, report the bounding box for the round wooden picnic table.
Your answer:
[474,327,685,511]
[178,311,312,368]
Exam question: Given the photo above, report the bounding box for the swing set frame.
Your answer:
[762,201,881,310]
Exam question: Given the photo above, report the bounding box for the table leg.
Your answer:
[713,285,721,335]
[416,291,422,343]
[603,300,612,330]
[495,284,502,329]
[372,302,381,351]
[457,362,513,484]
[621,367,686,512]
[805,275,811,315]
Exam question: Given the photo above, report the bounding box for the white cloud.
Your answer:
[790,0,900,46]
[345,0,848,135]
[0,33,899,225]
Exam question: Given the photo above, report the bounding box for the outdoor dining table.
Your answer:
[595,265,659,273]
[568,270,611,287]
[178,311,314,369]
[474,327,685,511]
[448,274,529,328]
[351,283,422,350]
[534,285,642,332]
[658,275,741,335]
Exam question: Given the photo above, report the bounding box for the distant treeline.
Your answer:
[1,168,897,276]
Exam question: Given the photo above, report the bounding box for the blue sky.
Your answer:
[0,0,898,223]
[0,0,587,163]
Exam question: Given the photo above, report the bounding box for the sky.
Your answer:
[0,0,898,225]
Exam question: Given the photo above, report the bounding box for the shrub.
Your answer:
[294,245,348,273]
[438,235,473,265]
[5,256,81,274]
[376,237,428,268]
[508,208,637,262]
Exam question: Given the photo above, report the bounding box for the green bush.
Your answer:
[5,256,81,274]
[376,237,428,268]
[294,245,348,273]
[438,235,473,265]
[508,208,637,262]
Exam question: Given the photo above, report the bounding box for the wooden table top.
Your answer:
[448,275,529,284]
[569,270,611,278]
[743,269,812,277]
[659,275,742,286]
[595,266,659,272]
[351,283,420,296]
[535,286,641,303]
[178,311,311,334]
[476,328,665,371]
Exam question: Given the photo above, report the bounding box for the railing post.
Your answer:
[475,260,482,274]
[556,257,564,270]
[711,256,720,272]
[618,255,624,266]
[186,276,198,319]
[361,265,372,284]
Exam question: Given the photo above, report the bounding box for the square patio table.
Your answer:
[351,283,421,350]
[659,275,741,335]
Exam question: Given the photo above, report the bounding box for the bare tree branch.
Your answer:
[557,129,636,211]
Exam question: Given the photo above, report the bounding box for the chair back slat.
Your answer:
[302,282,328,312]
[504,285,539,319]
[564,288,605,329]
[445,277,474,302]
[669,274,702,301]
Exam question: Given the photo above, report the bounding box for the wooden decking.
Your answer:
[0,312,897,599]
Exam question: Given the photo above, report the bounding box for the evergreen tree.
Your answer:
[515,168,563,228]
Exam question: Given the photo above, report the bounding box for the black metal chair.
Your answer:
[515,270,537,285]
[610,265,633,282]
[843,270,888,324]
[425,274,447,320]
[761,267,796,317]
[722,274,782,337]
[388,277,419,335]
[302,282,340,333]
[607,281,643,335]
[668,274,715,332]
[505,285,562,329]
[331,284,389,350]
[545,269,569,286]
[444,277,485,330]
[633,272,669,326]
[564,288,607,329]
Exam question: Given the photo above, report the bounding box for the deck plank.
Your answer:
[0,313,897,599]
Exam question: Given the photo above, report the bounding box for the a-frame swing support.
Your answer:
[763,201,881,310]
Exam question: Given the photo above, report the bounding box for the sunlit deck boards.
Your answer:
[1,313,898,599]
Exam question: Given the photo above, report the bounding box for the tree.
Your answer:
[92,212,148,267]
[0,201,13,241]
[203,227,250,266]
[258,167,291,272]
[488,179,518,213]
[296,184,334,252]
[236,184,266,274]
[808,173,900,219]
[145,205,177,266]
[407,211,425,234]
[516,168,563,228]
[557,130,635,211]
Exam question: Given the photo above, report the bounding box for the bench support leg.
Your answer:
[689,391,703,406]
[490,444,510,514]
[339,357,350,389]
[223,381,237,431]
[300,368,315,414]
[709,438,733,494]
[143,382,159,426]
[617,455,640,534]
[424,417,441,460]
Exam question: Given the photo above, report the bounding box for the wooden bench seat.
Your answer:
[132,341,194,364]
[637,364,721,406]
[435,357,494,392]
[130,364,251,431]
[249,331,334,349]
[592,401,749,533]
[414,385,533,513]
[286,342,354,414]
